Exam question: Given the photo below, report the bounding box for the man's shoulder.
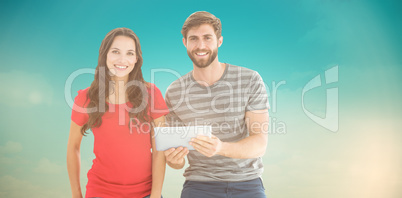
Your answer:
[227,63,261,79]
[166,71,192,93]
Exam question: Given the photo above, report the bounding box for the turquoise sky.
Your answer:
[0,0,401,197]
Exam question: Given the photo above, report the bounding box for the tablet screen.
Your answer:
[154,126,212,151]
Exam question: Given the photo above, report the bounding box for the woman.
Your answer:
[67,28,167,198]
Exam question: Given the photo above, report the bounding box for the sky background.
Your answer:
[0,0,401,197]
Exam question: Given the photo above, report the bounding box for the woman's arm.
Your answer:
[150,116,166,198]
[67,121,84,198]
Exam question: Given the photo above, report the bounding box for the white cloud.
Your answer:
[263,111,402,198]
[0,71,53,106]
[0,175,68,198]
[0,141,22,154]
[0,141,29,169]
[34,158,63,174]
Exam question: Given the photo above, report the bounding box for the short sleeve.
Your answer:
[164,90,184,127]
[246,72,270,111]
[149,84,169,120]
[71,88,90,126]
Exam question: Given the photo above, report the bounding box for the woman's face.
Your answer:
[106,35,137,80]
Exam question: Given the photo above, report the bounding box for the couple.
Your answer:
[67,11,269,198]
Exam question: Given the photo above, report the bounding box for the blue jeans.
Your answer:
[181,178,266,198]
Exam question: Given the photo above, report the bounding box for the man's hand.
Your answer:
[164,147,189,169]
[190,135,223,157]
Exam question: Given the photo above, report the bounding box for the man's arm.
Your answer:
[190,109,269,158]
[163,91,189,169]
[164,146,189,169]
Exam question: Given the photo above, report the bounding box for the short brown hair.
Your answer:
[181,11,222,39]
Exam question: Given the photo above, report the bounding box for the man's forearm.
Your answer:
[218,133,268,159]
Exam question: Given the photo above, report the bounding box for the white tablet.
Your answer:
[154,126,212,151]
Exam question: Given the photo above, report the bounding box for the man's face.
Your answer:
[183,24,223,68]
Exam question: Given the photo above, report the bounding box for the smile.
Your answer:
[195,52,208,56]
[114,65,128,69]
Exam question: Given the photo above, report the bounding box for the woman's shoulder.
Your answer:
[146,82,161,92]
[77,87,90,95]
[74,87,90,107]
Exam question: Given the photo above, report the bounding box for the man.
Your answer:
[164,11,269,198]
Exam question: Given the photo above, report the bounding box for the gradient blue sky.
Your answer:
[0,0,401,197]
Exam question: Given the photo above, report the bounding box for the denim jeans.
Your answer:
[181,178,266,198]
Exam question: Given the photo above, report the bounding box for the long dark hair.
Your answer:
[81,27,149,135]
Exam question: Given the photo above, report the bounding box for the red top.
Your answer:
[71,83,168,198]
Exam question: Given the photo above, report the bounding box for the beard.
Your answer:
[187,47,218,68]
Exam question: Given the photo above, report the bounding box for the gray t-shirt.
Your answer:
[165,63,269,182]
